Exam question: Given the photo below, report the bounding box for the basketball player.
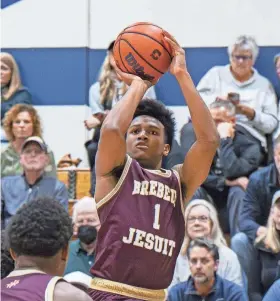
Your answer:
[89,35,219,300]
[1,197,92,301]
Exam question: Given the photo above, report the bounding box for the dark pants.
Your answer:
[192,186,245,236]
[85,127,101,196]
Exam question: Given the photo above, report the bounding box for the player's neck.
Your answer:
[137,158,162,170]
[15,256,57,275]
[194,277,215,296]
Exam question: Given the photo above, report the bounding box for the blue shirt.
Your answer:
[168,275,247,301]
[64,239,95,277]
[1,174,68,228]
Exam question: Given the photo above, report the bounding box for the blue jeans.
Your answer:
[231,233,262,301]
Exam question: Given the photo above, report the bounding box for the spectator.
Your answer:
[231,141,280,301]
[84,41,156,194]
[197,35,278,152]
[274,53,280,140]
[250,190,280,300]
[168,238,247,301]
[192,100,263,235]
[1,104,56,178]
[1,230,14,279]
[1,197,92,300]
[1,52,32,122]
[64,196,100,277]
[170,199,243,288]
[263,279,280,301]
[1,136,68,228]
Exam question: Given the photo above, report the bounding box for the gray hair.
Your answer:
[228,35,259,63]
[181,199,227,256]
[72,197,98,223]
[209,100,236,117]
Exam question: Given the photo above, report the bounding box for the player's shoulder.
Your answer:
[54,281,92,301]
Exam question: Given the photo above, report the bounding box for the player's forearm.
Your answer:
[102,80,148,134]
[176,71,219,145]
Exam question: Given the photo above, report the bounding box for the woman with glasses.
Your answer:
[196,35,278,158]
[169,199,243,288]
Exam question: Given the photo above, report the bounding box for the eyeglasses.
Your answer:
[232,55,252,62]
[187,216,209,224]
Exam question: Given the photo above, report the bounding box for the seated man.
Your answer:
[168,238,247,301]
[1,136,68,228]
[1,197,91,301]
[64,196,100,277]
[192,100,263,235]
[197,35,278,153]
[231,136,280,299]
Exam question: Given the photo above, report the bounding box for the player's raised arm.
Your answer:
[164,35,220,203]
[95,61,153,198]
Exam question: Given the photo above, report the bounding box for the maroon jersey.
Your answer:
[1,269,61,301]
[91,156,185,289]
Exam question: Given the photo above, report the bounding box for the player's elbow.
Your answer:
[199,132,220,150]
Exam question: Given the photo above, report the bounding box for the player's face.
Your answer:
[20,142,49,172]
[126,115,170,169]
[187,205,212,240]
[189,246,218,284]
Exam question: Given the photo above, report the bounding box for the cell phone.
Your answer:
[227,93,240,105]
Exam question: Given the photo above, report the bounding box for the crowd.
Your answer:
[1,35,280,301]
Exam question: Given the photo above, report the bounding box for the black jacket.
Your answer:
[239,164,280,241]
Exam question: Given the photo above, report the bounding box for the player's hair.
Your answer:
[6,197,72,257]
[187,238,219,262]
[1,230,14,279]
[133,98,176,148]
[98,40,127,106]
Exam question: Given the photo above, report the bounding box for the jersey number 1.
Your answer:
[153,204,160,230]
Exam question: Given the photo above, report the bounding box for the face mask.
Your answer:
[77,225,97,245]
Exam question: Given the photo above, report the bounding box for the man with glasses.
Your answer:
[196,35,278,156]
[1,136,68,228]
[168,238,247,301]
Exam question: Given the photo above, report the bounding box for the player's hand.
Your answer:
[163,33,187,77]
[111,58,154,88]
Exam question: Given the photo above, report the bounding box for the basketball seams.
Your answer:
[120,38,164,75]
[115,38,130,73]
[122,31,172,59]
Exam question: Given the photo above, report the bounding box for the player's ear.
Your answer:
[163,144,170,157]
[10,248,17,261]
[61,245,69,262]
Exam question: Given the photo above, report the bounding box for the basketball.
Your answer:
[113,22,173,82]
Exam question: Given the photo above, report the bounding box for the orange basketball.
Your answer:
[113,22,173,82]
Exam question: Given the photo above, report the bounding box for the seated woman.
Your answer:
[196,35,278,154]
[1,52,32,123]
[251,191,280,301]
[169,199,243,288]
[1,104,56,178]
[85,40,156,194]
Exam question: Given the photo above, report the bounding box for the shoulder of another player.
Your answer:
[54,281,92,301]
